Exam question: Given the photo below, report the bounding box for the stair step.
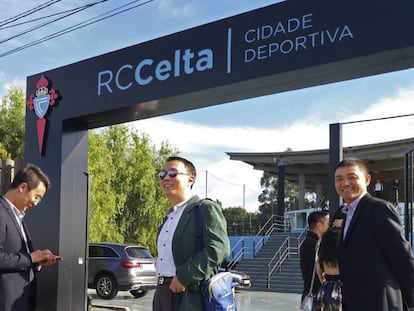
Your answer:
[233,232,304,294]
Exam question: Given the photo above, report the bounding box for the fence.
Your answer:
[0,159,24,194]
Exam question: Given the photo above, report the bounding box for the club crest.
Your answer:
[26,75,60,155]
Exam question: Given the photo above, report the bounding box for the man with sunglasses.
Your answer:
[153,156,230,311]
[0,164,62,311]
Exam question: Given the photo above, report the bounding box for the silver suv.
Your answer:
[88,242,157,299]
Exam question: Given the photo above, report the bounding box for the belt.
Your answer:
[158,276,173,285]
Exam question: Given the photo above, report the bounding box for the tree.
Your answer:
[257,172,278,224]
[0,86,25,159]
[88,125,179,255]
[257,171,299,226]
[103,125,130,239]
[88,130,124,242]
[116,129,167,253]
[222,207,260,236]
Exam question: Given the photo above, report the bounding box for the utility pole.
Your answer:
[242,184,245,235]
[205,170,208,198]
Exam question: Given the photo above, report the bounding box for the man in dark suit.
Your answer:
[153,156,230,311]
[299,210,329,302]
[335,157,414,311]
[0,164,62,311]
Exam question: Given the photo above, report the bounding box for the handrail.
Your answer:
[264,222,285,236]
[227,213,290,270]
[266,229,306,288]
[267,237,289,288]
[255,214,284,236]
[297,228,307,248]
[227,237,266,270]
[229,238,246,257]
[228,246,255,269]
[255,215,274,236]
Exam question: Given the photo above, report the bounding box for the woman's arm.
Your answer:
[316,260,325,283]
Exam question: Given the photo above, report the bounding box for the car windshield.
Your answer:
[126,247,153,259]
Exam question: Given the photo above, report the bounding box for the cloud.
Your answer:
[130,118,310,212]
[128,83,414,212]
[0,75,25,99]
[156,0,196,19]
[341,89,414,147]
[129,118,266,211]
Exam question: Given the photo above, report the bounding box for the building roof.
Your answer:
[227,137,414,200]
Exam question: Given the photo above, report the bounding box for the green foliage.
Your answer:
[257,172,279,223]
[88,125,178,255]
[0,86,25,159]
[88,131,125,243]
[257,171,299,224]
[116,130,161,251]
[0,144,10,159]
[222,207,260,236]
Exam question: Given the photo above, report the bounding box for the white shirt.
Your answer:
[3,196,30,248]
[156,200,188,277]
[342,193,365,239]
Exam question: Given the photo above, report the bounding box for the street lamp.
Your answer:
[374,180,383,198]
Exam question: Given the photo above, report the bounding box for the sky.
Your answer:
[1,0,413,212]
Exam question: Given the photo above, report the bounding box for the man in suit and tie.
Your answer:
[0,164,62,311]
[153,156,230,311]
[335,157,414,311]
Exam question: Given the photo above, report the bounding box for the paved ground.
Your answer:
[89,289,302,311]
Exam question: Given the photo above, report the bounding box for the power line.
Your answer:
[201,170,261,194]
[0,0,61,28]
[0,1,109,32]
[0,1,110,45]
[0,0,154,58]
[0,8,79,31]
[342,113,414,125]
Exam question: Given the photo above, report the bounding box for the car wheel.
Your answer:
[130,289,148,298]
[95,274,118,299]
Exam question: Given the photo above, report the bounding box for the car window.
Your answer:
[126,247,153,259]
[89,245,119,258]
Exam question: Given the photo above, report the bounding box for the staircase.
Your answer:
[233,231,304,293]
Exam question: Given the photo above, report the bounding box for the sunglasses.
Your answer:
[158,168,189,180]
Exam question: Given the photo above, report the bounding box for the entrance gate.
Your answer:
[23,0,414,309]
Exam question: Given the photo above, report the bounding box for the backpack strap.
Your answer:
[194,198,213,253]
[194,198,223,280]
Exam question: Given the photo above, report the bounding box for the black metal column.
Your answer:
[328,123,343,219]
[404,150,413,246]
[277,164,286,218]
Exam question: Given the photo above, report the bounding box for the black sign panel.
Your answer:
[27,0,414,128]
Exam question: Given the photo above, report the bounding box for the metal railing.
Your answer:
[267,237,289,287]
[266,229,307,288]
[297,228,307,248]
[227,214,287,270]
[256,214,288,235]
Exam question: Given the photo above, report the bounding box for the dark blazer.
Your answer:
[339,193,414,311]
[0,196,37,311]
[158,195,230,311]
[299,230,321,300]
